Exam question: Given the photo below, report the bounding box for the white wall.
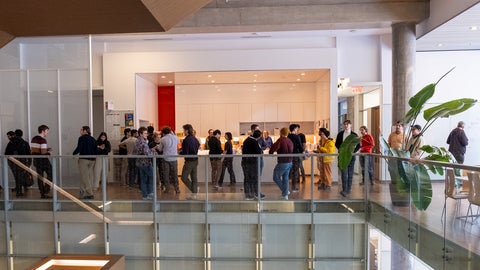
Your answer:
[337,36,381,83]
[135,75,158,128]
[416,51,480,166]
[175,83,317,136]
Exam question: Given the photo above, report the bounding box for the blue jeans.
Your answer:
[138,165,153,198]
[340,157,355,194]
[359,155,374,184]
[273,162,292,196]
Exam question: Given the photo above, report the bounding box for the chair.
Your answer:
[441,168,469,221]
[464,172,480,225]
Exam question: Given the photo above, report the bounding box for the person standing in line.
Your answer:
[359,126,375,186]
[219,132,236,187]
[119,129,139,188]
[209,129,223,189]
[5,129,32,197]
[73,126,98,200]
[297,126,307,183]
[446,121,469,164]
[335,120,360,197]
[157,126,180,194]
[94,132,111,191]
[269,127,293,200]
[406,124,425,159]
[262,130,273,150]
[287,124,303,193]
[388,121,404,150]
[31,125,53,199]
[147,126,155,145]
[317,128,335,190]
[204,129,213,150]
[241,129,263,200]
[135,127,156,200]
[251,124,267,178]
[180,124,201,200]
[119,128,131,186]
[152,131,165,191]
[6,131,15,142]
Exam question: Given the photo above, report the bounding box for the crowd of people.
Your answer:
[3,119,469,201]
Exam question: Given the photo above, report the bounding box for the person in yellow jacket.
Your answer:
[317,128,336,190]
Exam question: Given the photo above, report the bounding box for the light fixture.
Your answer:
[168,81,173,84]
[47,90,54,93]
[253,79,257,82]
[300,72,306,76]
[211,80,215,83]
[470,26,478,31]
[296,78,301,81]
[253,74,258,77]
[253,85,256,88]
[160,75,166,79]
[437,43,443,47]
[208,74,212,78]
[292,84,296,87]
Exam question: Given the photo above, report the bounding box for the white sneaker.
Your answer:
[281,195,288,200]
[187,194,197,200]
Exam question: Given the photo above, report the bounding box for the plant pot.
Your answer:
[389,182,410,207]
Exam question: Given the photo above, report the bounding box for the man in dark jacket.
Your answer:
[180,124,201,199]
[242,129,263,200]
[73,126,98,199]
[5,129,32,197]
[446,121,469,164]
[208,129,223,189]
[287,124,303,192]
[335,120,360,197]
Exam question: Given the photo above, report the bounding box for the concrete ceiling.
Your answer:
[417,2,480,51]
[0,0,211,48]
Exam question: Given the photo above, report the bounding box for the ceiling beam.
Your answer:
[141,0,213,31]
[0,31,15,49]
[171,1,429,33]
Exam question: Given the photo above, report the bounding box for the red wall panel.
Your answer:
[157,86,176,131]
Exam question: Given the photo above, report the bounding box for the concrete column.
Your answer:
[391,22,416,270]
[391,22,416,123]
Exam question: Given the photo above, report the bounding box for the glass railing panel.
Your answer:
[57,222,105,254]
[202,155,246,202]
[157,223,205,259]
[108,224,154,257]
[209,224,257,259]
[211,261,256,270]
[11,222,55,257]
[159,260,204,270]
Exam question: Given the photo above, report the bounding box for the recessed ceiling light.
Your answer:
[300,73,306,76]
[211,80,215,83]
[161,75,166,79]
[296,78,301,81]
[168,81,173,84]
[208,74,212,78]
[253,79,257,82]
[437,43,443,47]
[253,89,257,92]
[47,90,54,93]
[289,88,293,90]
[217,89,221,92]
[253,74,258,77]
[292,84,296,87]
[470,26,478,31]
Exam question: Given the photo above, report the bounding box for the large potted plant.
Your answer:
[339,68,477,210]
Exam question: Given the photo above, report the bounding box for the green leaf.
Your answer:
[409,164,433,210]
[379,136,393,156]
[338,134,360,170]
[423,98,477,121]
